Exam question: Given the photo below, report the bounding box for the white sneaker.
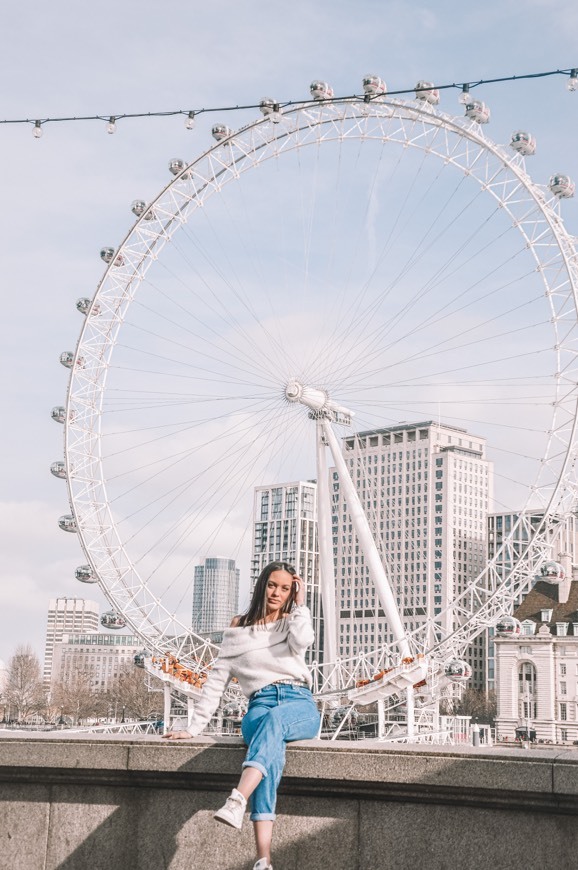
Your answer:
[213,788,247,829]
[253,860,272,870]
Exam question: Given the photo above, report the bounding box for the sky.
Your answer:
[1,0,577,666]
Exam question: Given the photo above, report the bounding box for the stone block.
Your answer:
[0,736,130,772]
[553,759,578,796]
[134,786,255,870]
[269,795,359,870]
[45,783,139,870]
[0,783,50,869]
[128,737,245,775]
[285,743,553,795]
[359,800,578,870]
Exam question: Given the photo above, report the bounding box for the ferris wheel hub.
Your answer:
[284,380,353,423]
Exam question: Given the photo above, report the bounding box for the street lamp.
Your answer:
[121,705,126,724]
[58,706,65,727]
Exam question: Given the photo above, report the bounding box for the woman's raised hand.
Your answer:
[292,576,305,606]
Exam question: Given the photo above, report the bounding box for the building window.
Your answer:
[561,682,567,695]
[560,703,568,721]
[518,662,537,708]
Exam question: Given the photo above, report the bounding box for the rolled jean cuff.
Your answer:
[250,812,276,821]
[242,759,268,778]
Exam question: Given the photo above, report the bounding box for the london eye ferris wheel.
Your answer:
[51,75,578,726]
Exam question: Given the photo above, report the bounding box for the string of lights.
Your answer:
[4,66,577,138]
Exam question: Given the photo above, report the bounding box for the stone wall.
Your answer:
[1,733,578,869]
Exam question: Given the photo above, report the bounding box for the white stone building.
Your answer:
[495,572,578,744]
[43,598,100,687]
[51,632,143,693]
[486,511,578,694]
[332,420,492,686]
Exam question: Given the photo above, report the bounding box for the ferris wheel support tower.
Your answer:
[285,380,416,734]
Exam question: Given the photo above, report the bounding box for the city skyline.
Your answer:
[2,2,578,664]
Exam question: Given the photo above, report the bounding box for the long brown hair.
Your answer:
[237,561,298,627]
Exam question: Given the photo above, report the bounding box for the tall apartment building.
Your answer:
[51,633,142,693]
[485,510,578,693]
[192,557,240,637]
[43,598,100,687]
[332,421,492,686]
[251,481,321,662]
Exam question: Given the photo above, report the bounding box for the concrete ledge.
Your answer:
[0,733,577,869]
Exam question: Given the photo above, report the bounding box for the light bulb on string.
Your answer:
[185,111,196,130]
[568,69,578,92]
[33,120,43,139]
[458,84,471,105]
[106,116,117,134]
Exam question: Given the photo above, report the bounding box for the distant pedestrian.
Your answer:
[163,561,320,870]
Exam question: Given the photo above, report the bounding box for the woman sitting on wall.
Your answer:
[163,561,320,870]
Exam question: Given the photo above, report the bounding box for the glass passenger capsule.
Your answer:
[211,124,232,142]
[168,158,191,178]
[259,98,282,123]
[50,461,67,479]
[310,80,334,100]
[329,706,359,728]
[131,200,154,220]
[100,247,125,266]
[51,406,66,424]
[414,80,440,104]
[540,560,565,581]
[549,174,575,198]
[59,352,84,369]
[362,74,386,96]
[259,98,276,115]
[464,100,490,124]
[510,131,536,156]
[223,702,243,718]
[494,615,522,637]
[101,610,127,630]
[134,651,147,668]
[58,514,77,533]
[444,659,472,682]
[75,564,97,583]
[76,297,101,316]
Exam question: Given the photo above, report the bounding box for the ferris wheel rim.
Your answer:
[63,94,578,680]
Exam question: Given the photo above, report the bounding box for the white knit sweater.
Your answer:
[186,605,315,736]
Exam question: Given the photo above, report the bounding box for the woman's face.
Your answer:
[265,569,294,615]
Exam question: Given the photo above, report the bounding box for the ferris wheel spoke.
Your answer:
[138,401,302,584]
[128,301,284,390]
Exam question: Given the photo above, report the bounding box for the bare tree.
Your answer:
[51,671,108,724]
[444,688,497,725]
[2,645,46,722]
[107,665,163,721]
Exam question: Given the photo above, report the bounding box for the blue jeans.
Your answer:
[241,683,320,821]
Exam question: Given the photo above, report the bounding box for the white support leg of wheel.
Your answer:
[163,683,171,734]
[284,381,415,738]
[378,699,385,739]
[316,419,337,683]
[321,419,415,738]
